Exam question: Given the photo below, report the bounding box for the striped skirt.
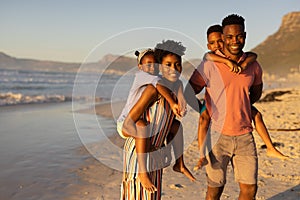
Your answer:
[121,96,174,200]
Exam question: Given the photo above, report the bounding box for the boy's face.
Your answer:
[160,54,182,83]
[207,32,223,52]
[138,54,158,75]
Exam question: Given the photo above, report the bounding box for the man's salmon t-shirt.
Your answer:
[189,51,263,136]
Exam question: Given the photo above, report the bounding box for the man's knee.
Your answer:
[206,186,224,200]
[239,183,257,198]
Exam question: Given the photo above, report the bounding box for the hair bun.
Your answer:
[135,51,140,57]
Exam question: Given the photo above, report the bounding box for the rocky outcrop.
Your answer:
[252,12,300,75]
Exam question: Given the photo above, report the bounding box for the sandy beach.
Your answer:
[1,84,299,200]
[69,85,300,200]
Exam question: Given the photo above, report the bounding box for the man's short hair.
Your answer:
[207,24,222,38]
[222,14,245,31]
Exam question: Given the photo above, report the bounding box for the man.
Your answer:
[185,14,263,200]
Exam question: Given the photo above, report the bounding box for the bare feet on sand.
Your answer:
[267,147,289,160]
[193,157,208,171]
[138,172,157,193]
[173,162,196,182]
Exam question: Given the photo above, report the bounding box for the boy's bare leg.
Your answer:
[135,120,157,193]
[194,110,209,170]
[168,119,196,181]
[253,111,289,160]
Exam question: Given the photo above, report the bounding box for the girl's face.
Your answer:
[160,54,182,82]
[138,54,158,75]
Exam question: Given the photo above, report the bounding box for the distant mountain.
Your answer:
[98,54,137,73]
[0,51,197,75]
[252,11,300,75]
[0,52,80,72]
[0,52,137,74]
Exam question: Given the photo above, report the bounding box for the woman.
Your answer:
[121,40,187,200]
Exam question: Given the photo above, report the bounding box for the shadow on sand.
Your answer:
[268,184,300,200]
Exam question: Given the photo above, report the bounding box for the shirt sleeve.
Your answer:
[238,53,247,64]
[135,71,161,88]
[252,62,263,86]
[189,62,207,94]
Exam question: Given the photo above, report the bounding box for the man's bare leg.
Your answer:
[238,183,257,200]
[205,186,224,200]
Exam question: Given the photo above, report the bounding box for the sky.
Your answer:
[1,0,299,63]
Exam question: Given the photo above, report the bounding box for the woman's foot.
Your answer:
[193,157,208,171]
[138,172,157,193]
[267,147,289,160]
[173,161,196,182]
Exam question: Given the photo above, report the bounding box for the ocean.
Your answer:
[0,67,133,199]
[0,68,134,106]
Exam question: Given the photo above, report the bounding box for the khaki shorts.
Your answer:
[117,120,128,139]
[205,132,258,187]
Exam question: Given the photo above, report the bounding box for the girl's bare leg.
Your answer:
[168,119,196,181]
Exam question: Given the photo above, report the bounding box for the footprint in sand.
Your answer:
[258,179,265,187]
[169,184,185,189]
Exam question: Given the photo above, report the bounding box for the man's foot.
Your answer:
[173,162,196,182]
[267,148,289,160]
[138,172,157,193]
[193,157,208,171]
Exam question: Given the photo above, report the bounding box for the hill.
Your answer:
[252,11,300,75]
[0,52,137,74]
[0,51,197,75]
[0,52,80,72]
